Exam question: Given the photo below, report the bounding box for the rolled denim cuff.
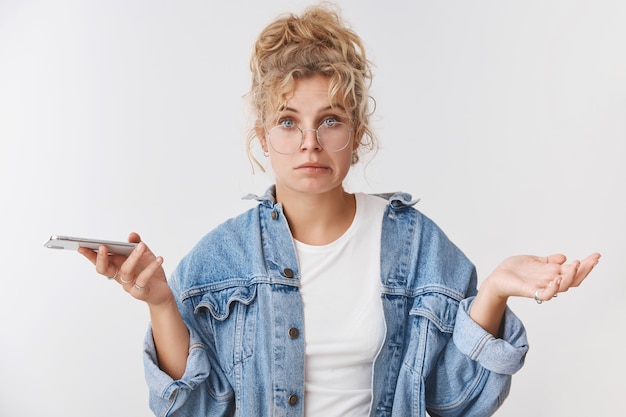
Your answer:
[143,324,211,405]
[453,297,529,375]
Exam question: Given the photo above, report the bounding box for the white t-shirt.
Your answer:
[295,193,388,417]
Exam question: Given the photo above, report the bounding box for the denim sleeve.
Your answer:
[144,325,206,415]
[420,298,529,417]
[142,264,235,416]
[453,296,529,375]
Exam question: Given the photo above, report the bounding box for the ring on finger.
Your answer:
[120,275,133,284]
[534,289,543,304]
[108,269,119,280]
[134,283,145,290]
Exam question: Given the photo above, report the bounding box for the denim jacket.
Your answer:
[143,187,529,417]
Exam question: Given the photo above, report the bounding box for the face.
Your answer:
[256,75,356,199]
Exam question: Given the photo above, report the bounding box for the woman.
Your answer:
[79,5,600,416]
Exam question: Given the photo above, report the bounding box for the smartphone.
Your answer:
[44,235,137,256]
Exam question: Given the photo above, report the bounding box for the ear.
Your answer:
[254,119,268,152]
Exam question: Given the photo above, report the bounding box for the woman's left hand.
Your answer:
[485,252,601,303]
[470,252,601,336]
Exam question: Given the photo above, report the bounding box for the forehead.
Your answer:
[268,75,348,116]
[284,76,330,108]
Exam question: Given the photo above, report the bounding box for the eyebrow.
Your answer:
[281,105,346,113]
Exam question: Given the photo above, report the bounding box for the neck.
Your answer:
[275,186,356,245]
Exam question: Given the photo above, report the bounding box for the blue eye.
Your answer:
[322,117,339,127]
[279,119,296,128]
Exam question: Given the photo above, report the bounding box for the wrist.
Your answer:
[148,293,178,316]
[479,273,509,302]
[471,277,509,338]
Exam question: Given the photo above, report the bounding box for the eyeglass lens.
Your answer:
[268,122,351,154]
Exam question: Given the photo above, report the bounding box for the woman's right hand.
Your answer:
[78,232,174,307]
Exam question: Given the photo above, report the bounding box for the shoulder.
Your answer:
[375,192,476,295]
[171,205,264,290]
[364,191,460,258]
[367,191,444,233]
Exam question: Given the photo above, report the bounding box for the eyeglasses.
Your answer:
[266,119,353,155]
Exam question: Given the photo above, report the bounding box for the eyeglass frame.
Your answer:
[264,120,354,155]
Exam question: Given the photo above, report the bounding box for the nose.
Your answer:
[300,128,321,151]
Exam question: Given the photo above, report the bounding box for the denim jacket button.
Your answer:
[271,211,279,220]
[283,268,294,278]
[288,394,298,406]
[288,327,299,338]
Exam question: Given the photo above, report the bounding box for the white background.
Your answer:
[1,0,624,416]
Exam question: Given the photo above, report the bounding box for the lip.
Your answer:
[295,162,330,173]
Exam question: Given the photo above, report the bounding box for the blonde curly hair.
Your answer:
[246,4,377,169]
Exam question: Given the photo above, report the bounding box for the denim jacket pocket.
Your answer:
[402,292,460,373]
[409,292,459,334]
[194,284,258,375]
[408,292,491,412]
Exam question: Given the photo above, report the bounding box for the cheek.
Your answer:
[267,154,289,174]
[336,149,355,170]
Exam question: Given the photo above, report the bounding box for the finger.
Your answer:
[546,253,567,265]
[134,255,163,288]
[535,276,562,303]
[534,255,563,286]
[588,252,602,264]
[556,260,580,292]
[128,232,141,244]
[118,241,155,287]
[95,245,117,278]
[77,246,98,264]
[131,256,164,298]
[580,252,601,271]
[117,243,145,286]
[570,253,601,287]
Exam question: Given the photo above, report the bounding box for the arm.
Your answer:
[404,213,599,415]
[148,296,189,380]
[81,233,236,416]
[470,252,601,337]
[78,232,189,379]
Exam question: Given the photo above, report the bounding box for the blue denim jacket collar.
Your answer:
[244,185,420,210]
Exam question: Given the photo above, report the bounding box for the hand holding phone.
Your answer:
[47,232,175,307]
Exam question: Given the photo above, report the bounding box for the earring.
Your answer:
[263,150,270,157]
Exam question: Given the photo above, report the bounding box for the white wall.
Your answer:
[1,1,624,415]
